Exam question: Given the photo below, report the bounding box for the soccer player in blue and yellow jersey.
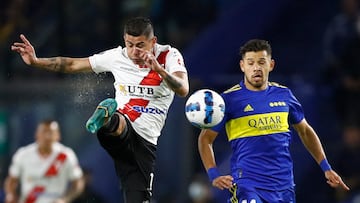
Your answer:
[198,39,350,202]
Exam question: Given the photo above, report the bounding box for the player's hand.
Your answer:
[135,48,163,72]
[11,34,38,66]
[325,170,350,190]
[53,198,67,203]
[5,193,17,203]
[212,175,234,190]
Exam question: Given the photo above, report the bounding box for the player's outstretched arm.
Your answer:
[293,119,350,191]
[11,34,93,73]
[161,71,189,97]
[198,129,233,190]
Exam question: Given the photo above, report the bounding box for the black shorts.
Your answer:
[96,113,157,200]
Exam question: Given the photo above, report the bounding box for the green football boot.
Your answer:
[86,98,118,133]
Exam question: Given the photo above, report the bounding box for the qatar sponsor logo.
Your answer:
[248,115,283,130]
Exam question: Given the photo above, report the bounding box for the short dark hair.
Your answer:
[39,119,57,126]
[38,119,60,132]
[239,39,272,58]
[124,17,154,38]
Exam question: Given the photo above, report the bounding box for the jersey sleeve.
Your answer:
[8,148,24,178]
[287,89,305,124]
[89,47,121,74]
[165,48,187,74]
[211,93,227,133]
[64,148,83,180]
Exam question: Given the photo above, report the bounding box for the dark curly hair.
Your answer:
[239,39,272,58]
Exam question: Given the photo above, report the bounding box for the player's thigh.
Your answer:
[257,187,295,203]
[230,194,263,203]
[277,188,295,203]
[229,185,263,203]
[96,113,132,156]
[117,112,128,135]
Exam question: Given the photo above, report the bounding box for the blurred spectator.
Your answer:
[0,0,29,80]
[187,174,215,203]
[322,0,360,128]
[0,0,28,45]
[151,0,217,49]
[333,126,360,203]
[3,119,84,203]
[324,0,360,203]
[322,1,360,202]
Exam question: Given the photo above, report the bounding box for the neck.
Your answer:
[244,81,268,91]
[38,146,52,156]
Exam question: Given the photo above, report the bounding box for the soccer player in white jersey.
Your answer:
[4,119,84,203]
[11,17,189,202]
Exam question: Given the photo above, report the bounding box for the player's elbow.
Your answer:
[177,82,189,97]
[72,178,86,197]
[177,88,189,97]
[62,67,74,73]
[63,63,82,73]
[63,58,91,73]
[198,133,208,145]
[198,130,214,145]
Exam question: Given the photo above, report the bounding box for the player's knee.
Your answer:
[116,113,127,135]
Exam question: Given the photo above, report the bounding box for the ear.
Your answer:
[35,127,40,140]
[54,132,61,142]
[269,59,275,72]
[152,36,157,46]
[239,60,245,73]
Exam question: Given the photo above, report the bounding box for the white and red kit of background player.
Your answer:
[89,43,187,145]
[8,142,83,203]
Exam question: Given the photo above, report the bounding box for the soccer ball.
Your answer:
[185,89,225,129]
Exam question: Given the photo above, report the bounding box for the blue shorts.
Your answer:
[228,184,295,203]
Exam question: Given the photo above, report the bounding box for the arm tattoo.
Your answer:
[41,57,67,72]
[163,73,183,90]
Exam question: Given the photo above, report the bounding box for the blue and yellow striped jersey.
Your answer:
[212,80,304,190]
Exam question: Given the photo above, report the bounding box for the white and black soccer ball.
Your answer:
[185,89,225,129]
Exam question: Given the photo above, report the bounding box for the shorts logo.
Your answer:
[240,200,256,203]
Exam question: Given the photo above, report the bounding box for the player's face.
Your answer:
[35,122,60,150]
[124,34,156,65]
[240,50,274,91]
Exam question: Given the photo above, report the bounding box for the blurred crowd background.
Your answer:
[1,0,360,202]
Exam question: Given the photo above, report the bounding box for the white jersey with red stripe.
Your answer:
[9,142,83,203]
[89,43,187,145]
